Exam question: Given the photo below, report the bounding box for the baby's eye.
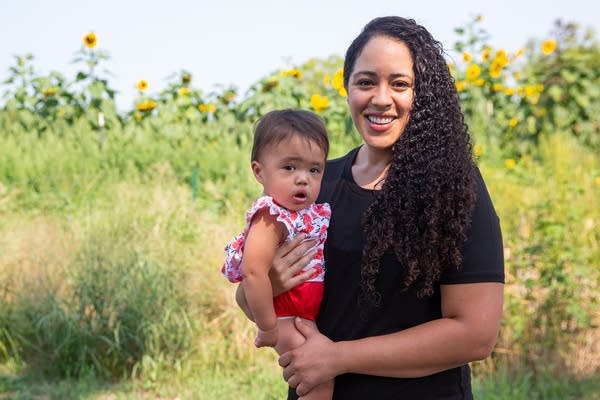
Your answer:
[283,165,295,171]
[310,167,321,174]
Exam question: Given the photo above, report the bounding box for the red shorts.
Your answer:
[273,281,323,321]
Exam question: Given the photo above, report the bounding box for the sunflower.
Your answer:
[198,103,217,113]
[489,60,503,79]
[136,100,157,112]
[494,49,509,68]
[505,158,516,169]
[465,64,481,82]
[542,39,557,55]
[481,46,492,62]
[280,68,302,79]
[310,94,329,112]
[83,32,97,49]
[137,79,149,92]
[332,68,344,90]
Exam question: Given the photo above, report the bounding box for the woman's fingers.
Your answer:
[271,235,318,295]
[275,233,306,258]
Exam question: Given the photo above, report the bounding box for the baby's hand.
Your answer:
[255,326,278,348]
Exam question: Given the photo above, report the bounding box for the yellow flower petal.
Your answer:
[310,94,329,112]
[542,39,557,55]
[198,103,216,113]
[136,100,157,112]
[280,68,302,79]
[332,68,344,90]
[137,79,149,92]
[83,32,97,49]
[466,64,481,81]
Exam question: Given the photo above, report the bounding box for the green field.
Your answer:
[1,16,599,399]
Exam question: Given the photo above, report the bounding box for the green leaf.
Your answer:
[548,85,563,102]
[560,69,578,83]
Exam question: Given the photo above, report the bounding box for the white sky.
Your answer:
[1,0,598,111]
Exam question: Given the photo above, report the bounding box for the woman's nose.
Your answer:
[371,84,392,108]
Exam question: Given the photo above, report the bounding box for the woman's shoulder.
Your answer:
[323,146,360,181]
[326,146,360,168]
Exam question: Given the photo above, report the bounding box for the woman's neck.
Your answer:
[352,145,393,190]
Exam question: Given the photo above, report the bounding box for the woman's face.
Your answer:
[346,35,415,152]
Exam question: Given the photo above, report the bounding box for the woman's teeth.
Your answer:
[368,115,395,124]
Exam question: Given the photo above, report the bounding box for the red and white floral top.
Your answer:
[221,195,331,284]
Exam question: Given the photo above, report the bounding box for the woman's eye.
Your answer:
[393,81,410,89]
[356,80,373,87]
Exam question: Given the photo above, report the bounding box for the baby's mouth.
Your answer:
[293,191,307,201]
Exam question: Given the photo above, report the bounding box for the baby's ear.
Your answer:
[251,161,264,183]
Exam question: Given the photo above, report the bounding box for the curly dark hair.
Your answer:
[343,16,477,301]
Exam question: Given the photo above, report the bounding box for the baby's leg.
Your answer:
[275,318,334,400]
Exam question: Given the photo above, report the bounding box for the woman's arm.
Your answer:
[235,234,319,320]
[280,282,504,396]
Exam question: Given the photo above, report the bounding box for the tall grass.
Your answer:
[481,133,600,375]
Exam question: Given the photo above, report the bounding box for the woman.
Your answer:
[237,16,504,399]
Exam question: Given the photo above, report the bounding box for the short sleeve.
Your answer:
[441,168,505,284]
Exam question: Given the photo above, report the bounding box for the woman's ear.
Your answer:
[251,161,264,183]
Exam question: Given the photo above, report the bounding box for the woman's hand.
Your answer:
[279,318,340,396]
[270,234,318,296]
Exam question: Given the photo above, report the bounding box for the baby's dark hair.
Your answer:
[251,109,329,162]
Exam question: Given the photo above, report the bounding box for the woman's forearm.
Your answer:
[334,316,495,378]
[334,283,503,378]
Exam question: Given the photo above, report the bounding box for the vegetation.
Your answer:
[0,15,598,399]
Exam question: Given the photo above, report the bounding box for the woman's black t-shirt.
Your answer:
[288,147,504,400]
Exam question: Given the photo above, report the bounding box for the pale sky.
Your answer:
[1,0,598,111]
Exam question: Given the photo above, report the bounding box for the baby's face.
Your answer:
[252,136,326,211]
